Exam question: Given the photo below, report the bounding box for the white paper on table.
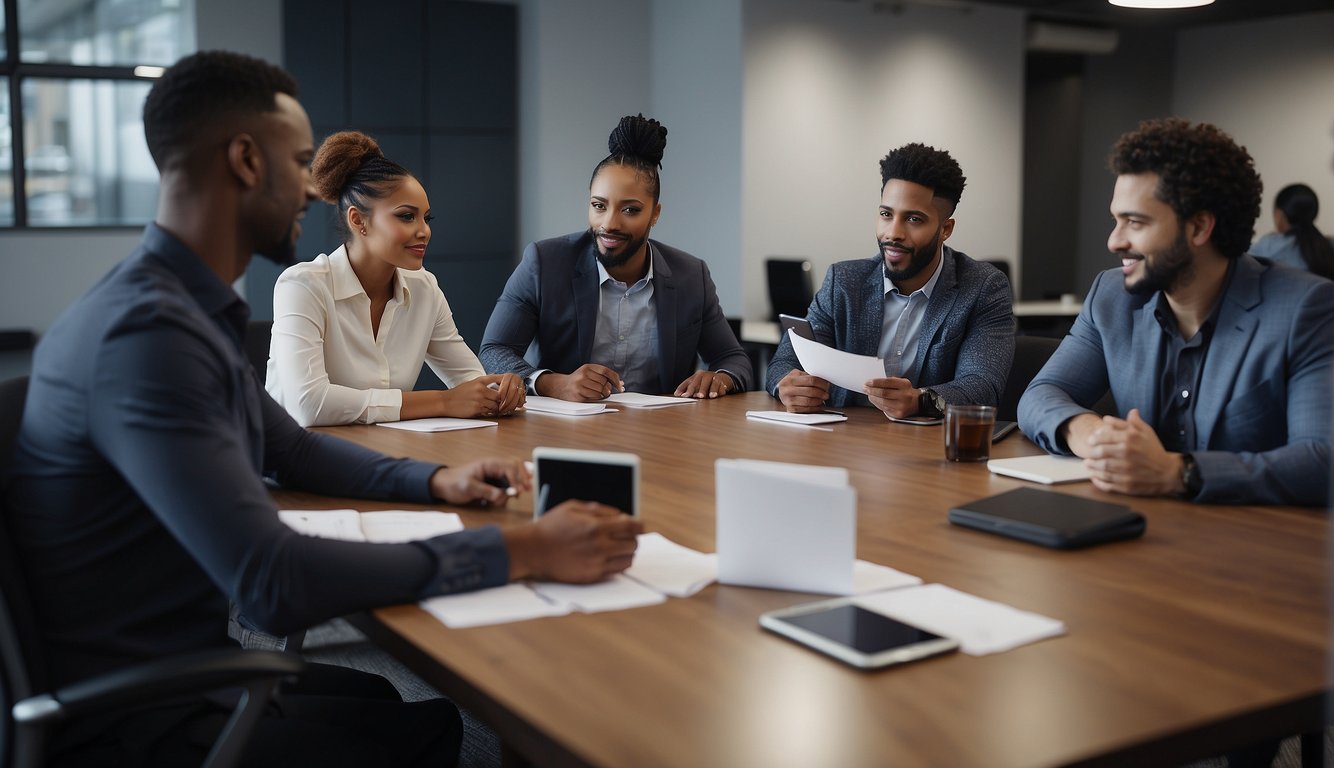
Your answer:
[606,392,697,408]
[377,418,497,432]
[853,583,1066,656]
[987,455,1092,484]
[716,458,856,595]
[278,509,365,541]
[358,511,464,542]
[852,560,923,594]
[788,328,886,392]
[420,584,570,628]
[745,411,847,430]
[530,574,667,612]
[624,532,718,597]
[523,396,612,416]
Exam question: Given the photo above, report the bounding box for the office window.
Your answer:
[2,0,193,228]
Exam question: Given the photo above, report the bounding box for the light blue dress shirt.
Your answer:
[878,252,945,380]
[591,245,660,393]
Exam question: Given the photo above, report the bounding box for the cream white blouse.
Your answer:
[266,246,485,426]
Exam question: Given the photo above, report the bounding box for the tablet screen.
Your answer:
[778,604,946,653]
[534,454,636,517]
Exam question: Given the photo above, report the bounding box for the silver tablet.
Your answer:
[760,596,959,669]
[531,446,640,520]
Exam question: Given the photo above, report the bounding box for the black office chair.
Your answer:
[765,258,814,322]
[0,375,304,768]
[1000,336,1117,422]
[243,320,273,384]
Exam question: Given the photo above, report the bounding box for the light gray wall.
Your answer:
[1174,11,1334,241]
[740,0,1026,320]
[0,0,283,336]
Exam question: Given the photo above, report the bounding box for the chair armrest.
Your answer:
[13,648,304,725]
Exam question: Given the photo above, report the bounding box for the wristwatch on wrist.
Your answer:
[1179,452,1203,497]
[917,388,945,418]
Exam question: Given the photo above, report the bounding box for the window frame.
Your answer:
[1,0,171,230]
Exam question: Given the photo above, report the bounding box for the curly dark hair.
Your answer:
[878,143,966,213]
[311,131,413,241]
[1109,118,1261,260]
[590,114,668,202]
[143,50,297,171]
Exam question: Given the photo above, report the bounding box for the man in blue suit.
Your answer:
[766,143,1013,419]
[1020,118,1333,506]
[480,114,752,401]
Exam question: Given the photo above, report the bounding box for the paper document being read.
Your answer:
[788,328,886,391]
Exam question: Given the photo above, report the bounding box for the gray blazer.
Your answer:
[480,231,753,394]
[1019,255,1334,506]
[765,247,1014,408]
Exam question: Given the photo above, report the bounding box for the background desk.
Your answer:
[275,392,1329,768]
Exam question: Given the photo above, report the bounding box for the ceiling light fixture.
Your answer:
[1108,0,1214,8]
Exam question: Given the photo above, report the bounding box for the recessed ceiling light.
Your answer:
[1108,0,1214,8]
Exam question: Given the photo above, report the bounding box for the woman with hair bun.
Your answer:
[1250,183,1334,280]
[266,130,524,425]
[480,114,753,401]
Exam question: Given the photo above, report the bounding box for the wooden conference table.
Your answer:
[273,392,1329,768]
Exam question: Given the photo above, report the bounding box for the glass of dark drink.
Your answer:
[944,404,996,462]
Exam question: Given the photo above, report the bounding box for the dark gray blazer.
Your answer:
[480,231,753,394]
[765,247,1014,408]
[1019,255,1333,506]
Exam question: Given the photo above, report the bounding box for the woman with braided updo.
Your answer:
[480,114,753,401]
[266,130,524,425]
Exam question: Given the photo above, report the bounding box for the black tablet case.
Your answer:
[948,487,1145,549]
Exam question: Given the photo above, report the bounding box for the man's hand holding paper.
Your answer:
[779,330,886,412]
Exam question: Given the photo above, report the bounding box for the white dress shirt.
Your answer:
[266,246,485,426]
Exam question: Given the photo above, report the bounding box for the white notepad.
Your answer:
[523,396,613,416]
[607,392,696,408]
[377,418,497,433]
[987,455,1092,484]
[745,410,848,429]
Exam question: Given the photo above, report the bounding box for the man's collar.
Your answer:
[142,222,246,318]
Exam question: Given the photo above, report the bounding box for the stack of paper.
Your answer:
[853,583,1066,655]
[523,396,614,416]
[745,411,847,430]
[607,392,697,408]
[417,532,720,628]
[279,509,464,542]
[377,418,497,433]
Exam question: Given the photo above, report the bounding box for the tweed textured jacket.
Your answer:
[765,247,1014,409]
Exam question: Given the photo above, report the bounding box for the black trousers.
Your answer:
[53,662,462,767]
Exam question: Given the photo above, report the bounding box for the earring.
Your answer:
[360,228,367,236]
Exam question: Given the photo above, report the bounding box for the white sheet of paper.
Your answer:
[853,583,1066,656]
[278,509,365,541]
[852,560,923,594]
[624,532,718,597]
[377,418,497,432]
[358,511,464,543]
[716,458,856,595]
[987,455,1092,484]
[523,396,612,416]
[607,392,697,408]
[788,328,886,392]
[530,574,667,612]
[745,411,848,429]
[420,584,570,629]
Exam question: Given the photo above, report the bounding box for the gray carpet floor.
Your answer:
[300,619,1330,768]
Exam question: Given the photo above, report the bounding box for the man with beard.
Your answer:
[5,51,641,765]
[1019,118,1333,506]
[480,114,752,401]
[766,143,1013,419]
